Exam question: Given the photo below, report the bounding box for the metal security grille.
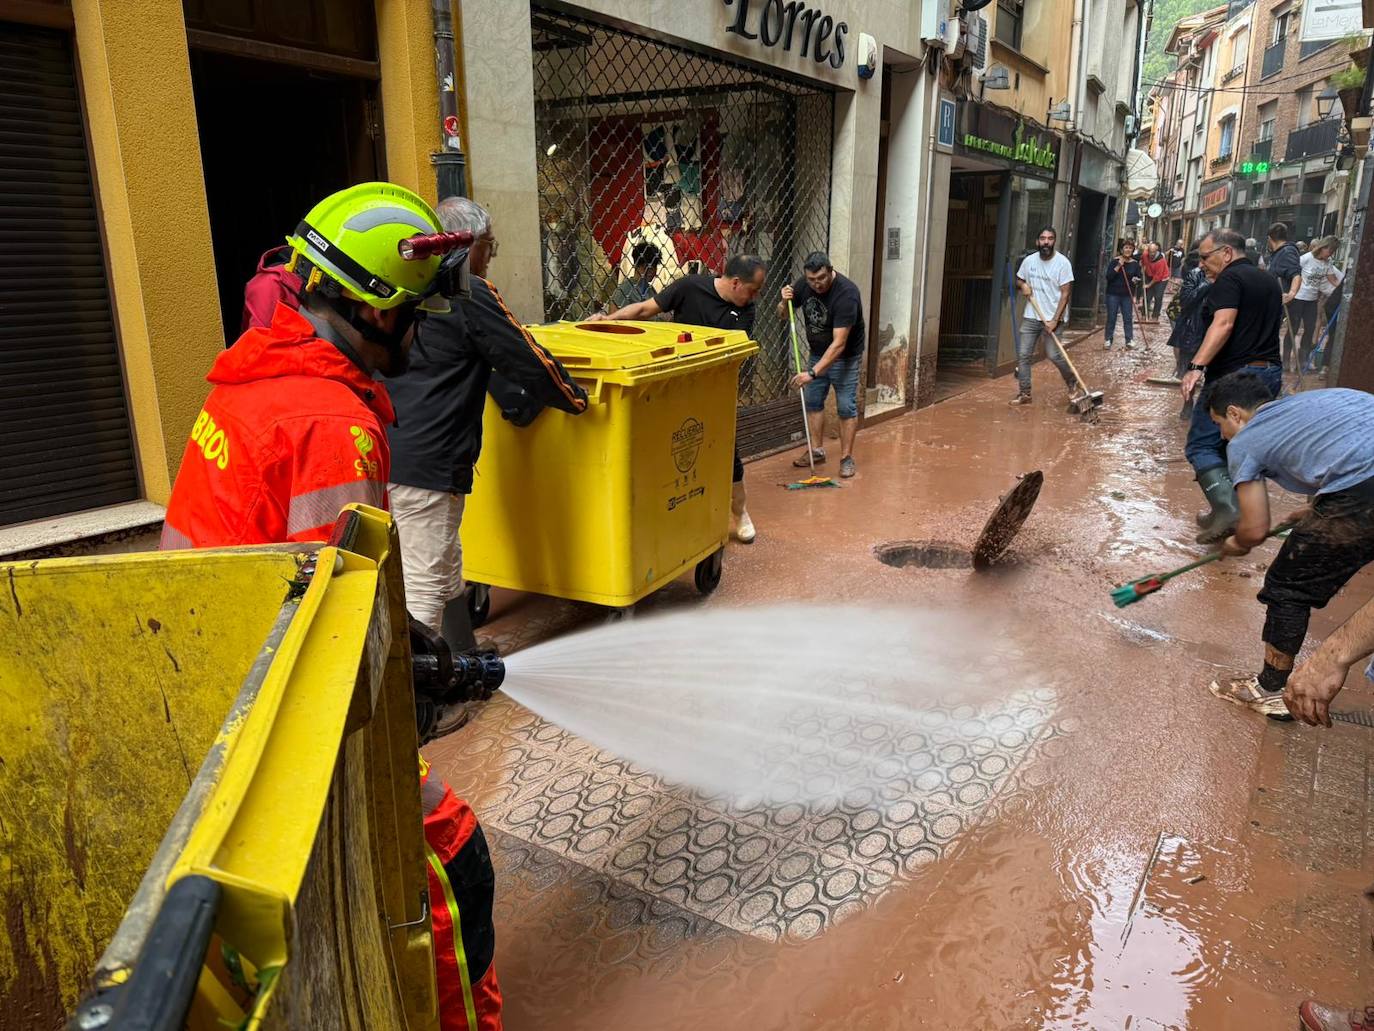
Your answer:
[0,22,137,526]
[531,8,834,456]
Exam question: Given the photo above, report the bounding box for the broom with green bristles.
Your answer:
[1110,521,1296,608]
[785,297,840,490]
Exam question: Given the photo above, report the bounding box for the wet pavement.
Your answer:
[423,334,1374,1029]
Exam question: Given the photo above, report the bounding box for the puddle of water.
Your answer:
[501,604,1053,804]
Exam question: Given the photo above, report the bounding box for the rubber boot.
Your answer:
[731,481,756,544]
[1194,467,1239,544]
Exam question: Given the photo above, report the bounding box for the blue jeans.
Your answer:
[1185,363,1284,474]
[1105,294,1133,345]
[1016,319,1074,395]
[803,355,861,419]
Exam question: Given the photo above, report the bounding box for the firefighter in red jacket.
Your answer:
[162,182,502,1030]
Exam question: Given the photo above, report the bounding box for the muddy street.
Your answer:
[423,338,1374,1029]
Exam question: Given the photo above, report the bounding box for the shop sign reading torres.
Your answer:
[723,0,849,69]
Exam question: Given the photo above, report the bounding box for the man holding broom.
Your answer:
[778,252,866,479]
[1202,371,1374,718]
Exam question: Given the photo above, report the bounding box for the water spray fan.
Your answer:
[784,297,840,490]
[1110,522,1295,608]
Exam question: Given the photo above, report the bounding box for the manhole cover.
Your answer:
[874,540,972,570]
[972,471,1044,569]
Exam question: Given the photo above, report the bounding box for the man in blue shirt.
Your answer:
[1203,372,1374,717]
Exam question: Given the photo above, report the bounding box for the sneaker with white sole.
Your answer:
[1299,1001,1374,1031]
[1009,393,1032,406]
[1208,673,1292,719]
[1123,340,1136,350]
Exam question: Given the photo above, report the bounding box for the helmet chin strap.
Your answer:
[302,296,412,377]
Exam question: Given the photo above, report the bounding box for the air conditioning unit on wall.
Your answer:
[961,12,988,70]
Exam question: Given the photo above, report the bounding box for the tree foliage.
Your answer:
[1142,0,1223,91]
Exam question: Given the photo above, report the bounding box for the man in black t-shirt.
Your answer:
[592,253,767,543]
[776,251,866,477]
[1180,227,1284,543]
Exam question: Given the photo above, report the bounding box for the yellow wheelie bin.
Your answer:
[1,507,444,1030]
[460,320,758,615]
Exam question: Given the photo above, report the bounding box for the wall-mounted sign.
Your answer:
[723,0,849,69]
[954,102,1060,175]
[1201,181,1231,213]
[938,98,956,150]
[887,227,900,260]
[1300,0,1362,42]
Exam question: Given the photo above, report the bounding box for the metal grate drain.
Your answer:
[1331,709,1374,728]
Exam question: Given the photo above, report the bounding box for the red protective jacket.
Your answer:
[160,302,393,550]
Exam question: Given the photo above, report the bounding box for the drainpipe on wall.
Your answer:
[912,49,942,404]
[431,0,467,199]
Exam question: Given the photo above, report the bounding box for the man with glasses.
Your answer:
[388,196,589,656]
[1180,228,1284,543]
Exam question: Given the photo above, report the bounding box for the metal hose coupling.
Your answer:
[451,650,505,701]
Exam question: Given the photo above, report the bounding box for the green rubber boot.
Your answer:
[1195,467,1240,544]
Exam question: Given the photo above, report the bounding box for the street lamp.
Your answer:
[1317,86,1339,120]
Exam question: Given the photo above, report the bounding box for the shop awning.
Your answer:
[1125,148,1158,200]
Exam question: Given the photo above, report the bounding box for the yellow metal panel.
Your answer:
[2,507,437,1029]
[0,548,304,1018]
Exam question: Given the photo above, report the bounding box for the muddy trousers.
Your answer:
[1255,487,1374,694]
[1016,318,1075,396]
[1185,364,1283,474]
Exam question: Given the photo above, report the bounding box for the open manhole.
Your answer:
[874,541,973,570]
[874,471,1044,573]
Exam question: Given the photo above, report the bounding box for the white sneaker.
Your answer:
[1104,340,1113,350]
[1123,340,1136,350]
[730,482,756,544]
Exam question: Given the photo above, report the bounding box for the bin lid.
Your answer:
[529,320,757,380]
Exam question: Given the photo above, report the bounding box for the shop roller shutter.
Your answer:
[0,22,138,526]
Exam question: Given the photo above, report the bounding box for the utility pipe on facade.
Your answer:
[431,0,467,198]
[913,47,941,407]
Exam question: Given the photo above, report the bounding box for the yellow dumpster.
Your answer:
[461,320,758,611]
[0,507,440,1029]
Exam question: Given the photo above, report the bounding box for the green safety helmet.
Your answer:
[286,182,444,310]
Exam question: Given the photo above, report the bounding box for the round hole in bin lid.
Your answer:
[575,323,647,334]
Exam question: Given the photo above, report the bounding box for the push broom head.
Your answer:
[1111,577,1163,608]
[786,475,841,490]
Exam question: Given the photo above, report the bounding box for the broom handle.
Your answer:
[1146,520,1297,585]
[1024,292,1091,394]
[788,298,818,475]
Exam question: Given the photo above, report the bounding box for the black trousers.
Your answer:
[1284,298,1320,369]
[1258,483,1374,671]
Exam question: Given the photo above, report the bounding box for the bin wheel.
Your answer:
[603,604,636,624]
[467,583,491,629]
[694,550,724,595]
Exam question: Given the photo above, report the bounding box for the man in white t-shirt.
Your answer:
[1010,225,1079,406]
[1283,237,1340,372]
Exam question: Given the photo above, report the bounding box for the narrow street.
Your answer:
[427,337,1374,1029]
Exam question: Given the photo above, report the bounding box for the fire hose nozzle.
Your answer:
[399,229,475,260]
[452,650,505,701]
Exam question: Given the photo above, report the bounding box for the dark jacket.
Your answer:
[1166,267,1210,357]
[1269,242,1302,293]
[387,277,588,495]
[1105,259,1142,297]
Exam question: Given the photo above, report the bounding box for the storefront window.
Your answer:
[531,6,835,454]
[1007,175,1054,261]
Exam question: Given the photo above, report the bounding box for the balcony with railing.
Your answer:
[1222,62,1245,84]
[1261,38,1285,79]
[1285,118,1340,160]
[1251,137,1273,163]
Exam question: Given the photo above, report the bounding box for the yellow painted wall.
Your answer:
[64,0,443,514]
[72,0,224,506]
[377,0,442,207]
[988,0,1075,126]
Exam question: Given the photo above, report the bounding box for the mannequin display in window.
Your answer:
[620,188,681,295]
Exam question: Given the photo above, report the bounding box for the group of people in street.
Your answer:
[140,163,1374,1029]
